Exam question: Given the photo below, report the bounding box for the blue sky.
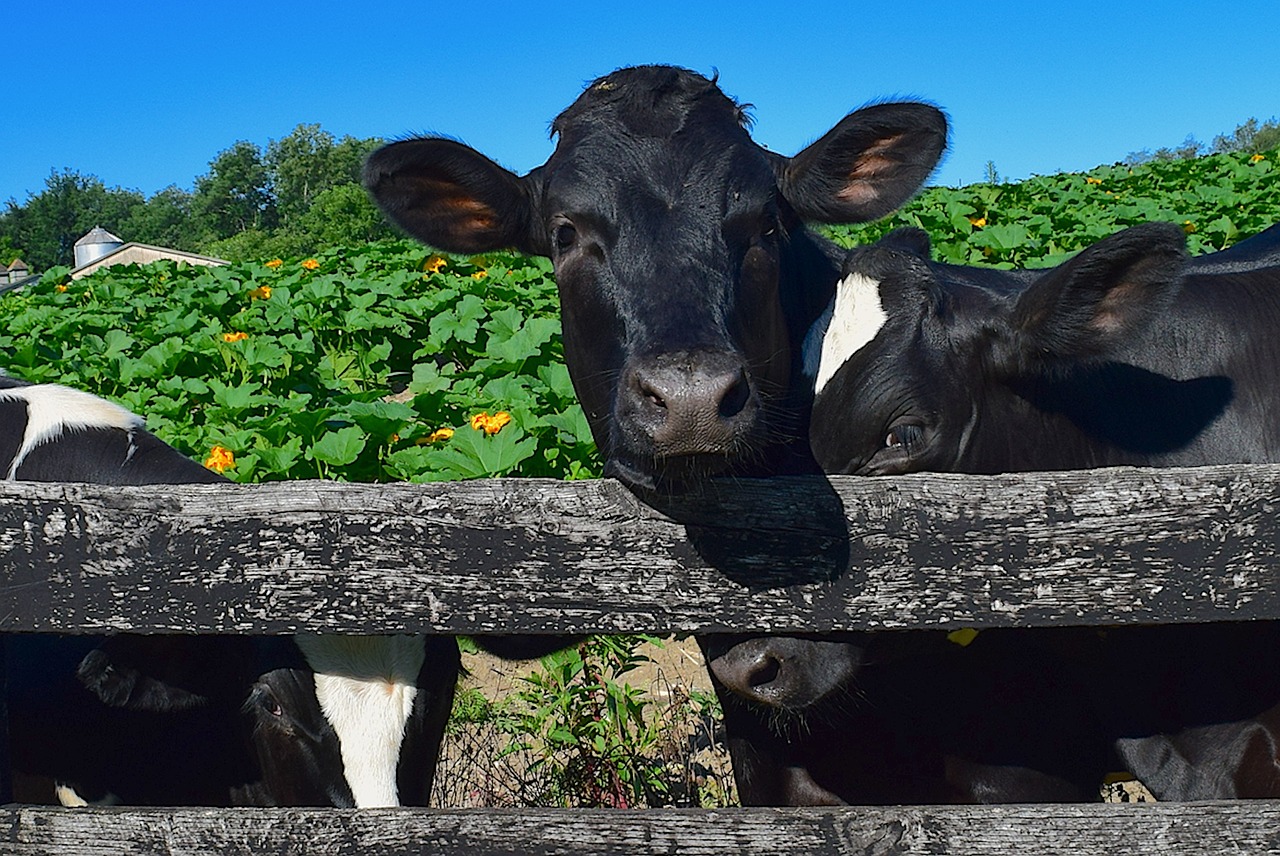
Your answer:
[5,2,1278,204]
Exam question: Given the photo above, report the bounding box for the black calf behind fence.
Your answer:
[3,466,1280,854]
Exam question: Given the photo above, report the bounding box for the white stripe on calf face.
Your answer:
[0,383,142,479]
[294,635,426,808]
[802,273,888,396]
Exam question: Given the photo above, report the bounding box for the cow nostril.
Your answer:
[718,369,751,419]
[749,655,781,689]
[637,378,668,410]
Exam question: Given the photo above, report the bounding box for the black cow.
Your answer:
[363,65,948,806]
[0,377,463,807]
[802,223,1280,799]
[365,64,946,493]
[704,630,1110,804]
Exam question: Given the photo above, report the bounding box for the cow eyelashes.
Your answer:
[884,423,924,451]
[554,223,578,253]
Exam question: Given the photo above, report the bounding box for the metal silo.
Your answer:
[73,227,123,268]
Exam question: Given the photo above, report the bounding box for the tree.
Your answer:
[295,183,396,248]
[266,123,382,227]
[0,170,144,269]
[192,141,275,242]
[1213,117,1280,155]
[124,185,197,251]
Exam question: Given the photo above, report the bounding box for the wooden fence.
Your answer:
[3,465,1280,854]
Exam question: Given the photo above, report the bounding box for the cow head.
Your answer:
[365,65,946,491]
[704,634,866,713]
[808,222,1191,475]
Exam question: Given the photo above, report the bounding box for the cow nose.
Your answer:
[709,643,787,704]
[626,355,754,456]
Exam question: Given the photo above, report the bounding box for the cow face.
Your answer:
[809,223,1190,475]
[365,65,946,491]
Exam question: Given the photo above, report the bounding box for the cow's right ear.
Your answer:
[996,222,1188,371]
[775,102,948,224]
[363,138,547,255]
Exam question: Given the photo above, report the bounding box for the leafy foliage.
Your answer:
[0,242,597,482]
[830,146,1280,269]
[490,637,724,808]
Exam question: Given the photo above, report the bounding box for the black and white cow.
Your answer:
[363,65,949,805]
[365,64,946,494]
[800,223,1280,799]
[0,377,465,807]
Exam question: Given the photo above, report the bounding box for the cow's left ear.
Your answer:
[1000,222,1188,368]
[363,138,547,255]
[774,102,948,223]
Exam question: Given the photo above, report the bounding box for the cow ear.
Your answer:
[363,138,547,255]
[1000,222,1188,368]
[776,102,947,223]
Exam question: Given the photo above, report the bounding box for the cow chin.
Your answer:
[604,448,745,495]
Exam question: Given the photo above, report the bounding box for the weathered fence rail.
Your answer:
[4,465,1280,854]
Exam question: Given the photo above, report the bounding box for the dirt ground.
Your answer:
[430,636,1156,807]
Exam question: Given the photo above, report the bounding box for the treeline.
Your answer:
[0,124,398,271]
[1126,116,1280,165]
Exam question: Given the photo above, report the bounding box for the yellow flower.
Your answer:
[249,285,272,300]
[422,427,455,444]
[1183,220,1197,233]
[1251,153,1266,163]
[968,216,987,228]
[223,331,249,343]
[947,628,980,647]
[470,411,512,434]
[423,255,448,274]
[55,284,68,293]
[264,258,284,269]
[300,258,320,271]
[1085,177,1103,185]
[204,445,236,472]
[471,269,488,281]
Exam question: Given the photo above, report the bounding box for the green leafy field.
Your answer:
[0,146,1275,488]
[0,245,593,483]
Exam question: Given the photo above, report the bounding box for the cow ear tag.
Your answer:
[946,628,979,647]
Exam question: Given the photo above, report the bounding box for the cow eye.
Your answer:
[554,223,578,252]
[884,423,924,451]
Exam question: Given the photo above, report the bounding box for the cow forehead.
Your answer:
[805,272,888,395]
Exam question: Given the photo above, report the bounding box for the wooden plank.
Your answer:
[2,465,1280,634]
[0,636,8,805]
[3,803,1280,856]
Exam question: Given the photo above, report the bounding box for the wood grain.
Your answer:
[3,803,1279,856]
[2,465,1279,634]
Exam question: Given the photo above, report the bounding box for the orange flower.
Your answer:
[300,258,320,271]
[968,216,987,228]
[423,427,455,444]
[55,284,68,293]
[1251,153,1266,163]
[470,411,512,434]
[264,258,284,269]
[471,269,488,281]
[249,285,272,299]
[1085,177,1103,185]
[223,331,249,343]
[204,445,236,472]
[423,255,448,274]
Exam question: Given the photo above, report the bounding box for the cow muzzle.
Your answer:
[619,351,758,461]
[707,636,863,712]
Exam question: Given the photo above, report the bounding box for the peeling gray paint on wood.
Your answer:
[0,466,1278,634]
[3,803,1280,855]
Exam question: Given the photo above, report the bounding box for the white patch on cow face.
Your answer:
[802,273,888,396]
[0,383,142,479]
[294,635,425,808]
